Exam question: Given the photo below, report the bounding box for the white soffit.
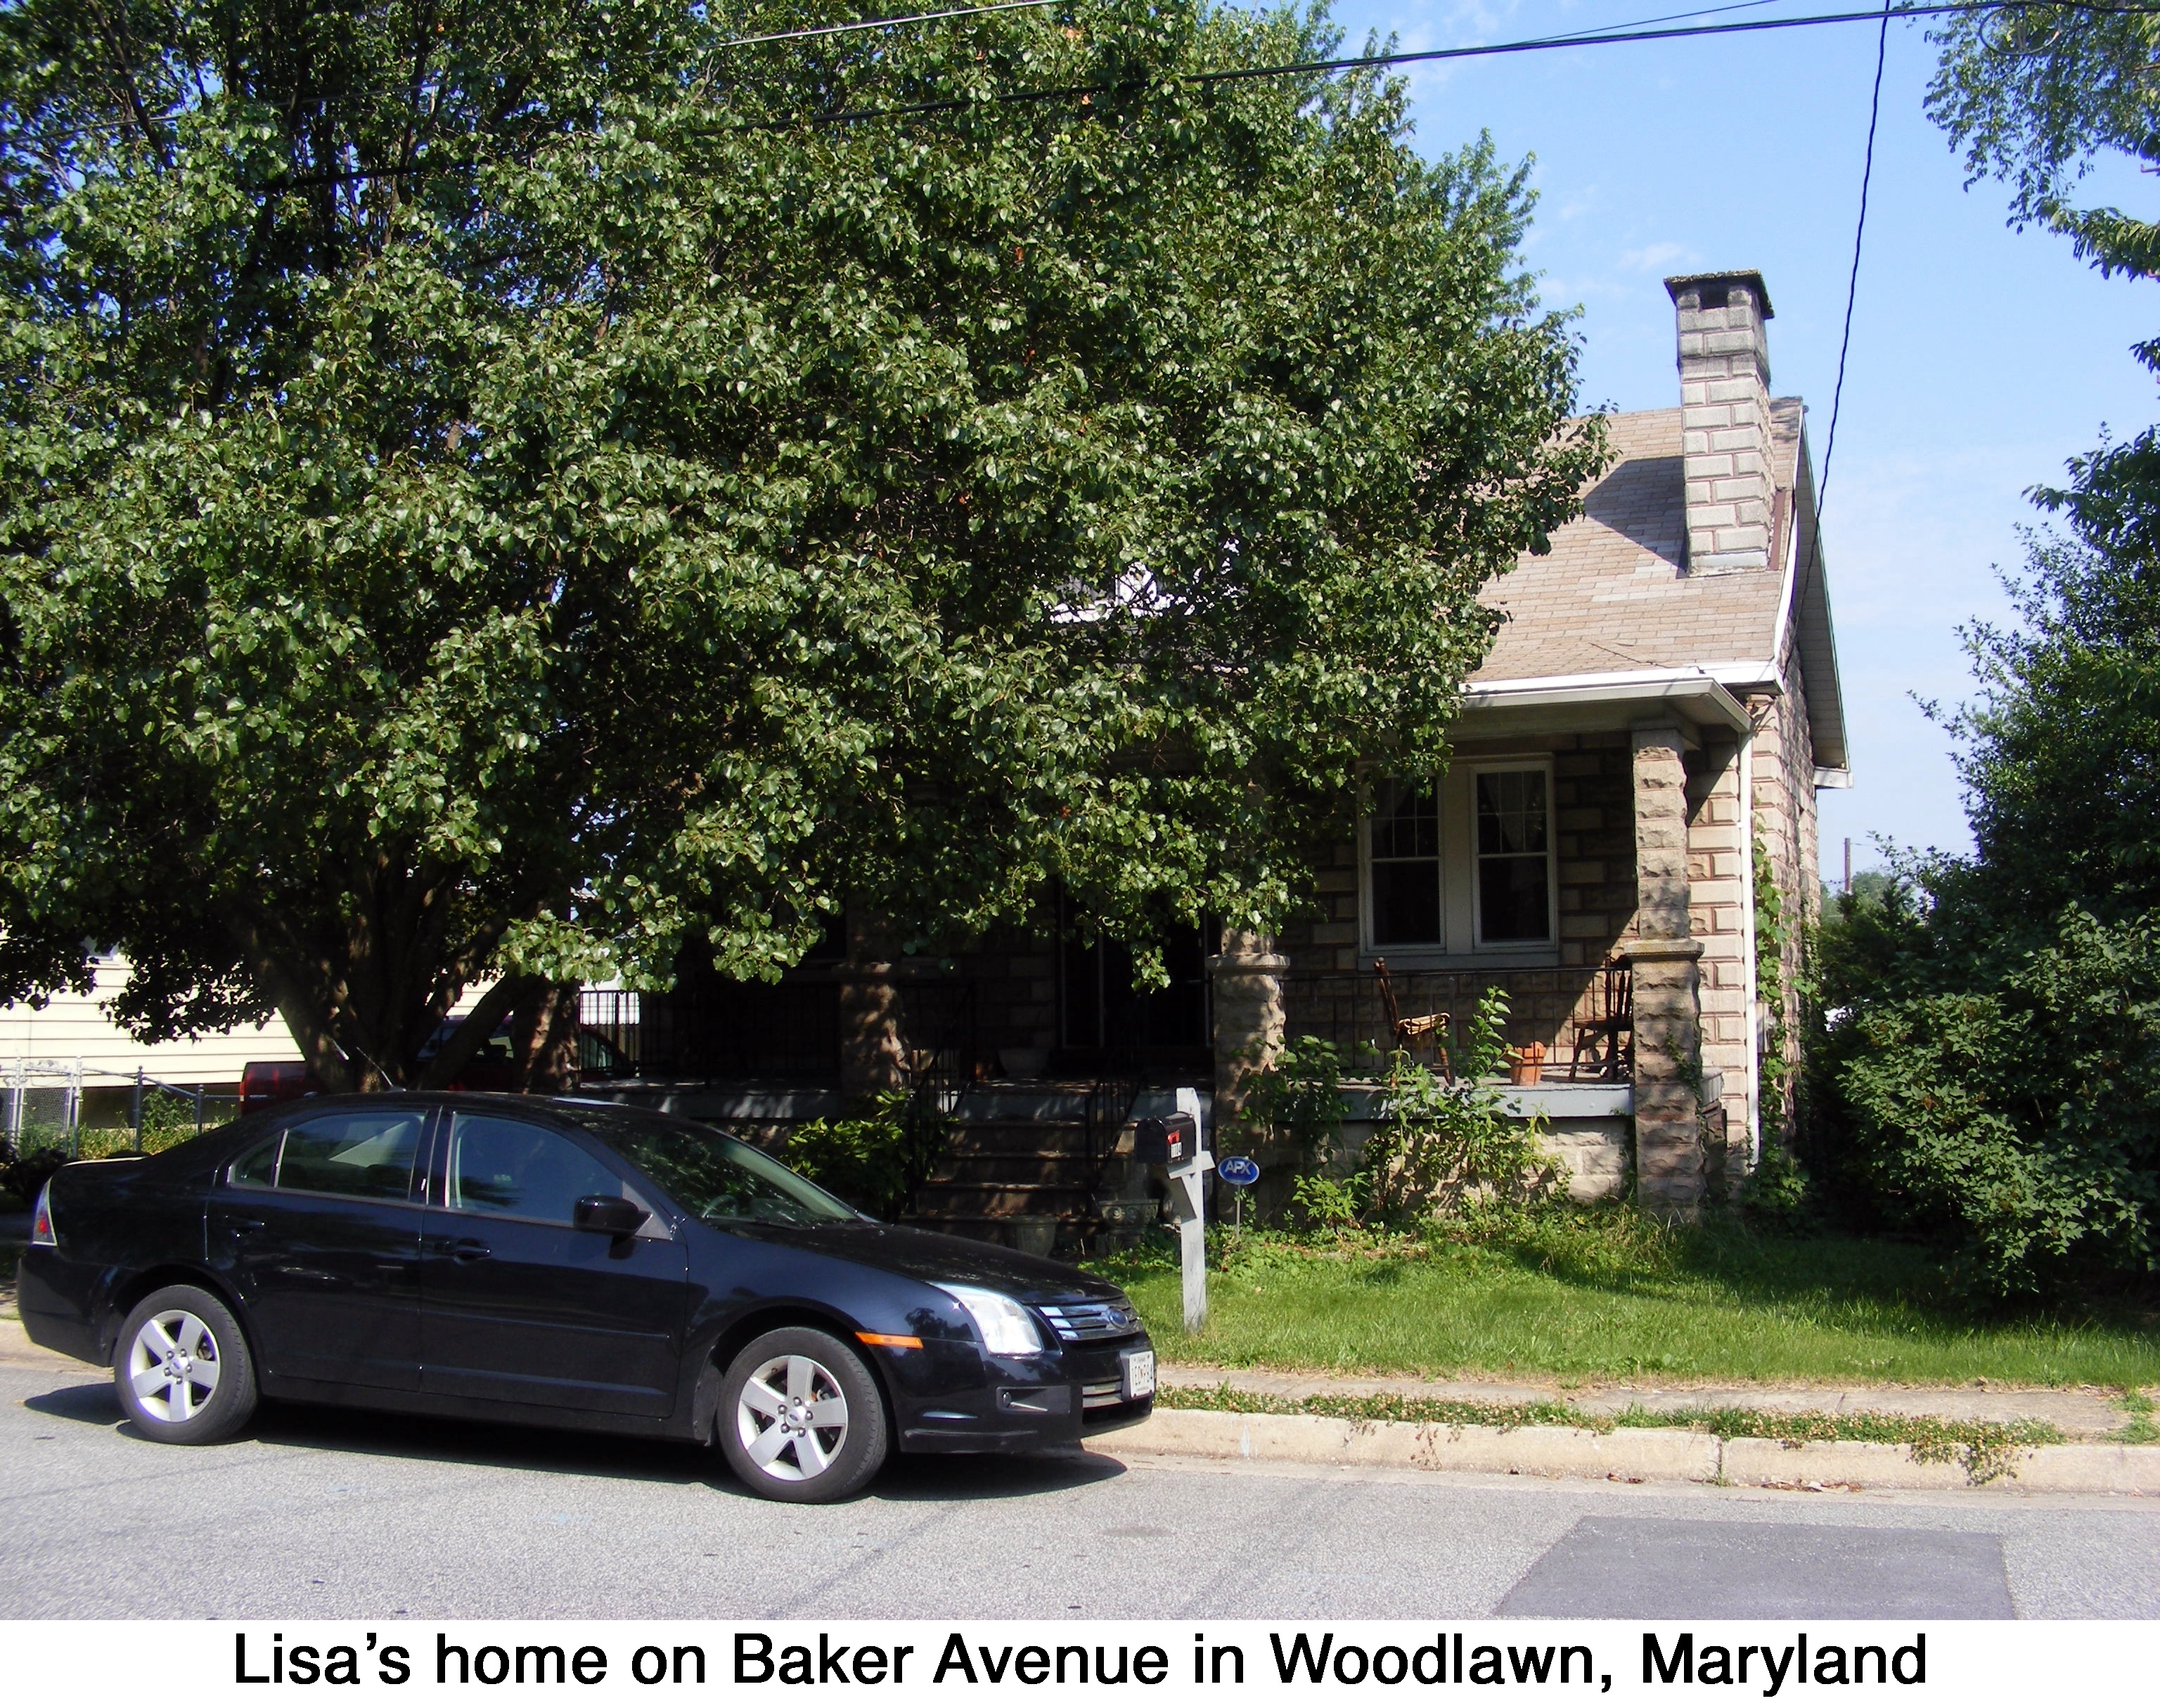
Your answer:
[1458,667,1753,738]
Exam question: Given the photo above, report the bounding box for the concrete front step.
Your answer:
[930,1153,1101,1188]
[911,1183,1095,1220]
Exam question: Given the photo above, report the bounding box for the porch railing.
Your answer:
[1278,968,1609,1078]
[580,981,843,1082]
[579,975,979,1088]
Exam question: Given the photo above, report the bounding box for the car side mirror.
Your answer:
[574,1195,648,1237]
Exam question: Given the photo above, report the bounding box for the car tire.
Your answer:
[717,1327,888,1503]
[113,1284,259,1446]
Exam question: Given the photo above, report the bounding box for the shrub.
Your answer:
[1365,990,1567,1216]
[1815,897,2160,1295]
[780,1092,942,1221]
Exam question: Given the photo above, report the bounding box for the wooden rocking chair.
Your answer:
[1568,956,1634,1081]
[1374,958,1452,1079]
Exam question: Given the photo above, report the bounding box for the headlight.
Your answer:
[939,1285,1045,1356]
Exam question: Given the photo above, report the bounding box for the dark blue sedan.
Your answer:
[18,1093,1155,1502]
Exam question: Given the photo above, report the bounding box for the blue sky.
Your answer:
[1315,0,2157,872]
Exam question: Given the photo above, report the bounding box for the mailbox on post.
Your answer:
[1132,1113,1199,1169]
[1131,1091,1213,1332]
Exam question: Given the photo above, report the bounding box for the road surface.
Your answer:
[3,1361,2155,1620]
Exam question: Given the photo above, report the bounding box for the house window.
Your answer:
[1474,769,1553,944]
[1368,779,1443,946]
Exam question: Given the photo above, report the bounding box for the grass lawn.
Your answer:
[1091,1215,2160,1390]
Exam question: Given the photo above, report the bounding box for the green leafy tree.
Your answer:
[0,0,1601,1091]
[1812,458,2160,1292]
[1927,2,2160,287]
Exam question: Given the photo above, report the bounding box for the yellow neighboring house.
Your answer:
[0,954,299,1134]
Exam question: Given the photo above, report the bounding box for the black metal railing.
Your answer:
[896,979,977,1110]
[580,981,843,1082]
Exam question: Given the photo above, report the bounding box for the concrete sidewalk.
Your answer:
[1162,1362,2149,1439]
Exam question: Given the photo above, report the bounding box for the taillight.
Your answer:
[30,1180,56,1246]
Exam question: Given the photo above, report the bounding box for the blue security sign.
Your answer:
[1218,1155,1261,1188]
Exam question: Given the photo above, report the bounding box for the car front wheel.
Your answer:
[717,1328,887,1503]
[114,1285,259,1445]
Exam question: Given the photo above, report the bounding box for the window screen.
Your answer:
[449,1114,622,1224]
[1369,779,1442,946]
[274,1110,423,1201]
[1476,770,1552,943]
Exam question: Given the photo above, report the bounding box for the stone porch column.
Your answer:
[1631,726,1706,1216]
[1209,929,1287,1136]
[837,913,908,1106]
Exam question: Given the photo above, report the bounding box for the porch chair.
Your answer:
[1373,958,1452,1079]
[1568,956,1633,1082]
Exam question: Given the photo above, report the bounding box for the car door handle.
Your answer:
[224,1220,266,1240]
[433,1238,491,1263]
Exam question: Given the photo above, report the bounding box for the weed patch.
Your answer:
[1155,1383,2067,1485]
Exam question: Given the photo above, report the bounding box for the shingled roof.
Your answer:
[1474,397,1848,773]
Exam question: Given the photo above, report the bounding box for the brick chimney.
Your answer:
[1666,270,1775,574]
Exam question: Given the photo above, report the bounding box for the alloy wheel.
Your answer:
[735,1353,850,1482]
[127,1309,224,1425]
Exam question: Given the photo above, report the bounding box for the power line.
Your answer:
[248,1,2160,181]
[713,0,1062,52]
[782,1,2145,129]
[1818,0,1893,516]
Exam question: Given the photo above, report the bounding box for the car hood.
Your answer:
[730,1219,1126,1302]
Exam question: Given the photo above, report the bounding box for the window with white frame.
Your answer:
[1363,762,1557,956]
[1473,769,1552,944]
[1368,778,1442,946]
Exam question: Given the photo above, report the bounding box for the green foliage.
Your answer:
[1927,5,2160,291]
[1158,1381,2066,1484]
[1809,432,2160,1297]
[0,0,1602,1091]
[1287,1167,1368,1229]
[1817,899,2160,1295]
[1092,1211,2160,1388]
[1236,1033,1351,1169]
[778,1091,938,1221]
[1365,990,1564,1216]
[0,1138,66,1203]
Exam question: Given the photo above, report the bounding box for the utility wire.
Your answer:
[259,1,2156,181]
[1817,0,1894,517]
[705,0,1787,54]
[714,0,1062,51]
[774,1,2144,129]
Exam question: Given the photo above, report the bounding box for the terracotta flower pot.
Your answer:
[1507,1040,1547,1086]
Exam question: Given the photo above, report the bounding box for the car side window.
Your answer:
[268,1110,423,1202]
[231,1135,280,1187]
[449,1115,621,1225]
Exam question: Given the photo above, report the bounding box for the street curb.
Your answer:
[1106,1408,2160,1494]
[0,1316,86,1373]
[1111,1408,1713,1482]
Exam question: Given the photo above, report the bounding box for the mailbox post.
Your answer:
[1133,1086,1214,1331]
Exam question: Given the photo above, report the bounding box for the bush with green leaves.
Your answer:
[778,1092,943,1221]
[1814,887,2160,1296]
[1364,991,1564,1217]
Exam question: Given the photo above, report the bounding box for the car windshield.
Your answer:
[562,1106,861,1228]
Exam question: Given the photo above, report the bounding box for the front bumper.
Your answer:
[890,1334,1155,1453]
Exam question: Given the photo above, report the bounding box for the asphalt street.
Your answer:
[4,1361,2156,1621]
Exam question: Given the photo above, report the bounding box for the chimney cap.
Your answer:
[1664,270,1773,318]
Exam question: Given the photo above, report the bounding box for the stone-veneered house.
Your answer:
[591,268,1848,1230]
[1248,267,1847,1212]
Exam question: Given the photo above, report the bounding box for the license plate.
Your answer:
[1121,1349,1156,1401]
